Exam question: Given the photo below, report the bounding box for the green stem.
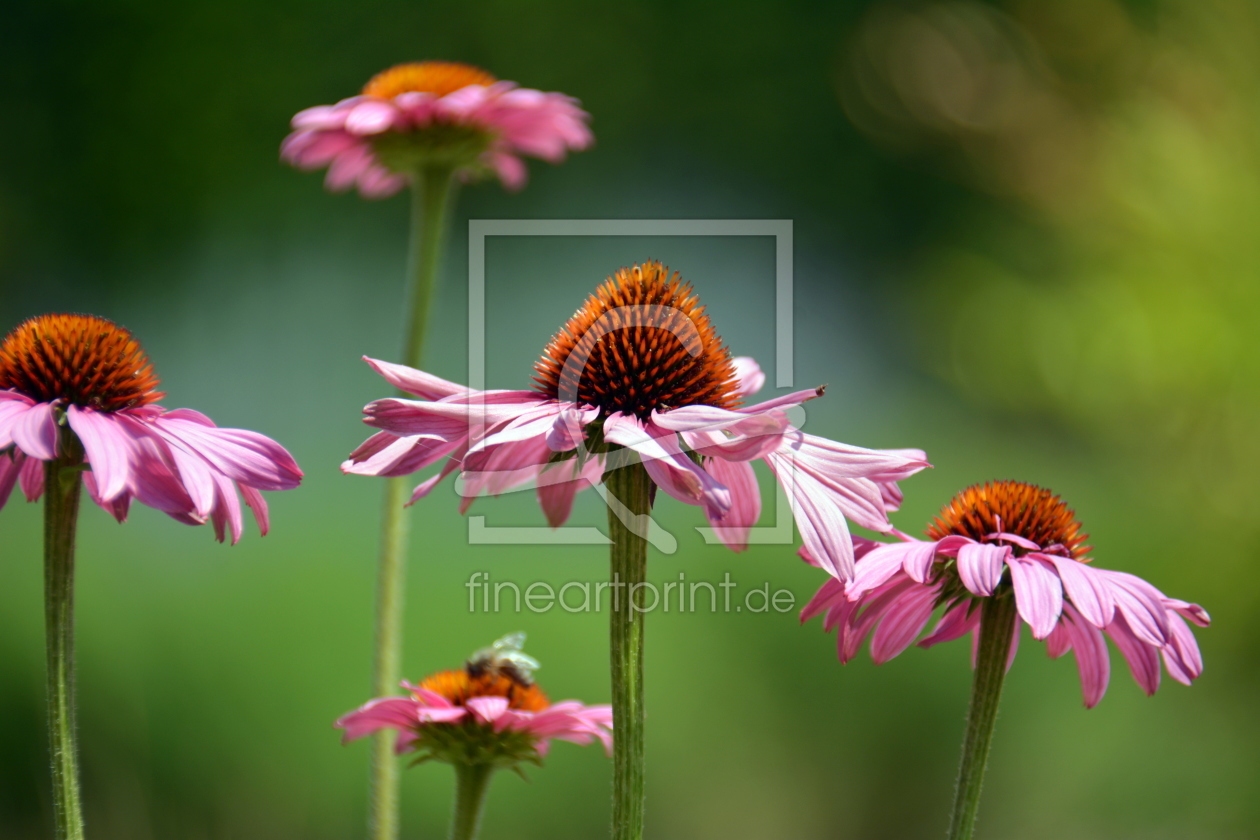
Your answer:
[368,163,456,840]
[947,594,1018,840]
[604,460,652,840]
[44,436,85,840]
[448,763,495,840]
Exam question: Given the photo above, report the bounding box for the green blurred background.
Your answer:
[2,0,1257,837]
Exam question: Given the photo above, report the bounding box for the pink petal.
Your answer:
[919,601,980,648]
[704,457,760,551]
[239,484,270,536]
[1061,603,1111,707]
[1105,612,1161,696]
[869,582,940,664]
[1008,556,1063,639]
[0,391,36,447]
[466,696,510,724]
[0,452,20,510]
[956,542,1008,597]
[344,100,401,135]
[335,697,423,743]
[363,356,467,400]
[19,451,45,501]
[731,356,765,398]
[1045,555,1115,628]
[66,406,135,501]
[1104,571,1170,647]
[1160,611,1204,685]
[152,414,303,492]
[11,401,59,461]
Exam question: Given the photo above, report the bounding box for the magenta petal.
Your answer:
[0,452,23,511]
[1008,556,1063,639]
[153,416,303,492]
[335,697,422,743]
[800,577,846,624]
[1106,612,1161,696]
[919,601,979,649]
[239,484,270,536]
[11,401,59,461]
[1045,620,1072,659]
[66,406,135,501]
[869,583,939,664]
[19,451,45,501]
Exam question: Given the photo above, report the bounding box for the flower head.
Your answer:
[336,633,612,768]
[342,261,929,579]
[802,481,1210,707]
[281,60,592,196]
[0,313,303,542]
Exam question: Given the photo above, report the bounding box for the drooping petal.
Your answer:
[703,457,760,552]
[1105,611,1161,696]
[1061,603,1111,708]
[11,401,59,461]
[919,601,980,649]
[1008,556,1064,639]
[66,406,136,501]
[363,356,468,400]
[731,356,765,398]
[869,582,940,664]
[1045,555,1115,628]
[955,542,1008,597]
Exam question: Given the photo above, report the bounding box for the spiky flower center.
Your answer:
[533,261,739,420]
[362,61,497,100]
[0,313,163,411]
[926,480,1091,559]
[418,668,550,713]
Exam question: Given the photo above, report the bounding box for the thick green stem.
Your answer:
[44,438,85,840]
[947,594,1018,840]
[448,763,494,840]
[368,164,456,840]
[605,460,652,840]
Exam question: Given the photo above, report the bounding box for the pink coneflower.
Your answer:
[338,634,611,840]
[0,313,303,542]
[1,313,302,840]
[802,480,1208,706]
[343,260,928,839]
[343,261,928,581]
[281,61,592,196]
[802,480,1210,840]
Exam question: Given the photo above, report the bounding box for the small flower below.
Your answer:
[0,314,303,542]
[336,633,612,771]
[802,480,1209,707]
[281,60,592,196]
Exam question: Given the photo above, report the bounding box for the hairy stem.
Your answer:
[947,594,1018,840]
[448,763,494,840]
[45,436,85,840]
[369,164,456,840]
[605,460,653,840]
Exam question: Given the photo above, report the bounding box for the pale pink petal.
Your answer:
[363,356,468,400]
[604,415,730,518]
[11,401,59,461]
[486,150,528,191]
[1166,598,1210,628]
[1104,571,1170,647]
[66,406,135,501]
[345,100,401,135]
[1045,555,1115,628]
[152,414,303,492]
[324,145,375,192]
[731,356,765,398]
[466,696,510,724]
[846,540,925,598]
[83,470,131,522]
[765,449,855,580]
[704,457,760,551]
[356,165,408,199]
[1045,620,1072,659]
[1160,611,1204,685]
[0,391,36,447]
[1008,556,1063,639]
[955,542,1008,597]
[545,406,596,452]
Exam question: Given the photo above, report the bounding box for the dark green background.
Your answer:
[3,1,1256,837]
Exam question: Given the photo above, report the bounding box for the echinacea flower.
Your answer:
[281,60,592,196]
[0,313,303,542]
[338,633,612,769]
[802,480,1209,707]
[343,260,929,580]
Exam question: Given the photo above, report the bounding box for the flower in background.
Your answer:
[341,261,929,580]
[338,632,612,769]
[281,60,592,196]
[0,313,303,542]
[802,481,1209,707]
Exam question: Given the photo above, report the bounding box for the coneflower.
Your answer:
[802,481,1209,840]
[343,261,929,840]
[0,313,302,840]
